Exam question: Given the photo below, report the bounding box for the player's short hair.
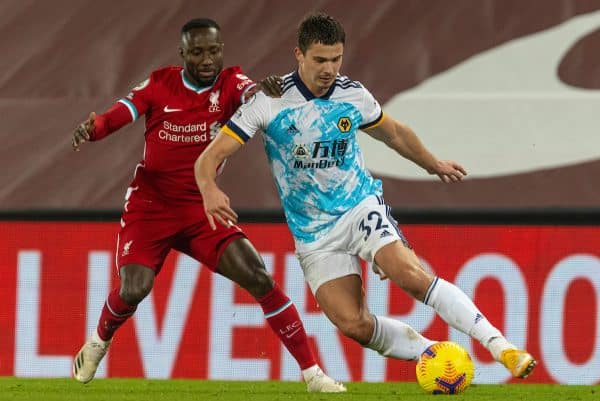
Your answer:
[181,18,220,35]
[297,12,345,53]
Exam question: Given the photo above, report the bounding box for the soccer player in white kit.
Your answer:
[195,12,536,379]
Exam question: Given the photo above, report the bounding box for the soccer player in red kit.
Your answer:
[71,18,345,392]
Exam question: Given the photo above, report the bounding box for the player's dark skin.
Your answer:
[75,27,283,306]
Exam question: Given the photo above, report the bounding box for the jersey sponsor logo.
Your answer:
[312,139,348,158]
[163,121,207,133]
[292,139,348,169]
[337,116,352,132]
[158,121,210,143]
[163,105,183,113]
[209,90,221,112]
[293,158,345,169]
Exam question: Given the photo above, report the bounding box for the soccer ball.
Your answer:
[416,341,474,395]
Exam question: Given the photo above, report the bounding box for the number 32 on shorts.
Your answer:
[358,211,389,241]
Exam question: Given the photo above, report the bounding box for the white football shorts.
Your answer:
[295,195,410,294]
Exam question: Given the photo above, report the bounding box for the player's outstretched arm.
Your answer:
[71,102,135,151]
[194,132,243,230]
[364,115,467,183]
[72,112,96,151]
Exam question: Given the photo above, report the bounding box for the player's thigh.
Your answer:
[216,237,274,297]
[177,218,246,272]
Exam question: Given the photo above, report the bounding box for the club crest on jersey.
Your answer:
[209,90,221,113]
[122,240,133,257]
[337,117,352,133]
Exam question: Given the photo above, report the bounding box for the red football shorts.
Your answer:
[115,191,245,274]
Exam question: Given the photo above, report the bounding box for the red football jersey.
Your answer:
[116,66,254,202]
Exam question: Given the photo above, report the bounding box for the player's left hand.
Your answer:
[258,75,283,98]
[430,160,467,183]
[202,185,238,230]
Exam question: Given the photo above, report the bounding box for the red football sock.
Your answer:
[96,287,137,341]
[258,283,317,370]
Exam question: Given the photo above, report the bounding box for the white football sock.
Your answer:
[424,277,502,349]
[366,315,435,360]
[487,336,517,361]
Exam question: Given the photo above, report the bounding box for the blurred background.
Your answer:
[1,0,599,386]
[2,0,599,211]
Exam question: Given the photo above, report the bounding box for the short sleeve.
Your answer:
[118,75,154,121]
[221,93,270,145]
[358,87,384,130]
[228,70,256,107]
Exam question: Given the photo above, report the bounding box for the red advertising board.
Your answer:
[0,222,598,384]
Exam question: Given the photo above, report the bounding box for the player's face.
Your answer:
[179,27,224,87]
[295,42,343,97]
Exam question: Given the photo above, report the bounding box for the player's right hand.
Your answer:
[259,75,283,98]
[430,160,467,183]
[202,185,239,230]
[72,112,96,151]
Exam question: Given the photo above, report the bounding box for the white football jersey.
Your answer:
[223,71,385,243]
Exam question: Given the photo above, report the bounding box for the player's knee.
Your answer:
[119,264,155,305]
[120,280,152,305]
[395,263,432,301]
[336,315,372,344]
[245,266,274,298]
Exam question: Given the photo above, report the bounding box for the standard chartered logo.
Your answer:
[158,121,210,143]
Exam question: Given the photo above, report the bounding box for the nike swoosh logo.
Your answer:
[285,328,301,339]
[163,106,182,113]
[360,10,600,179]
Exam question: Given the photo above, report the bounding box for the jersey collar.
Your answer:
[181,70,217,93]
[292,70,336,101]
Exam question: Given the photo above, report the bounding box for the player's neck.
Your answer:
[298,69,329,98]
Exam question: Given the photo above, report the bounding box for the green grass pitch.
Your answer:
[0,378,597,401]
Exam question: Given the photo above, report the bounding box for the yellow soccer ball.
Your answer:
[416,341,475,394]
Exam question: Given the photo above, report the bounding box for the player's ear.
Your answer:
[294,47,303,63]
